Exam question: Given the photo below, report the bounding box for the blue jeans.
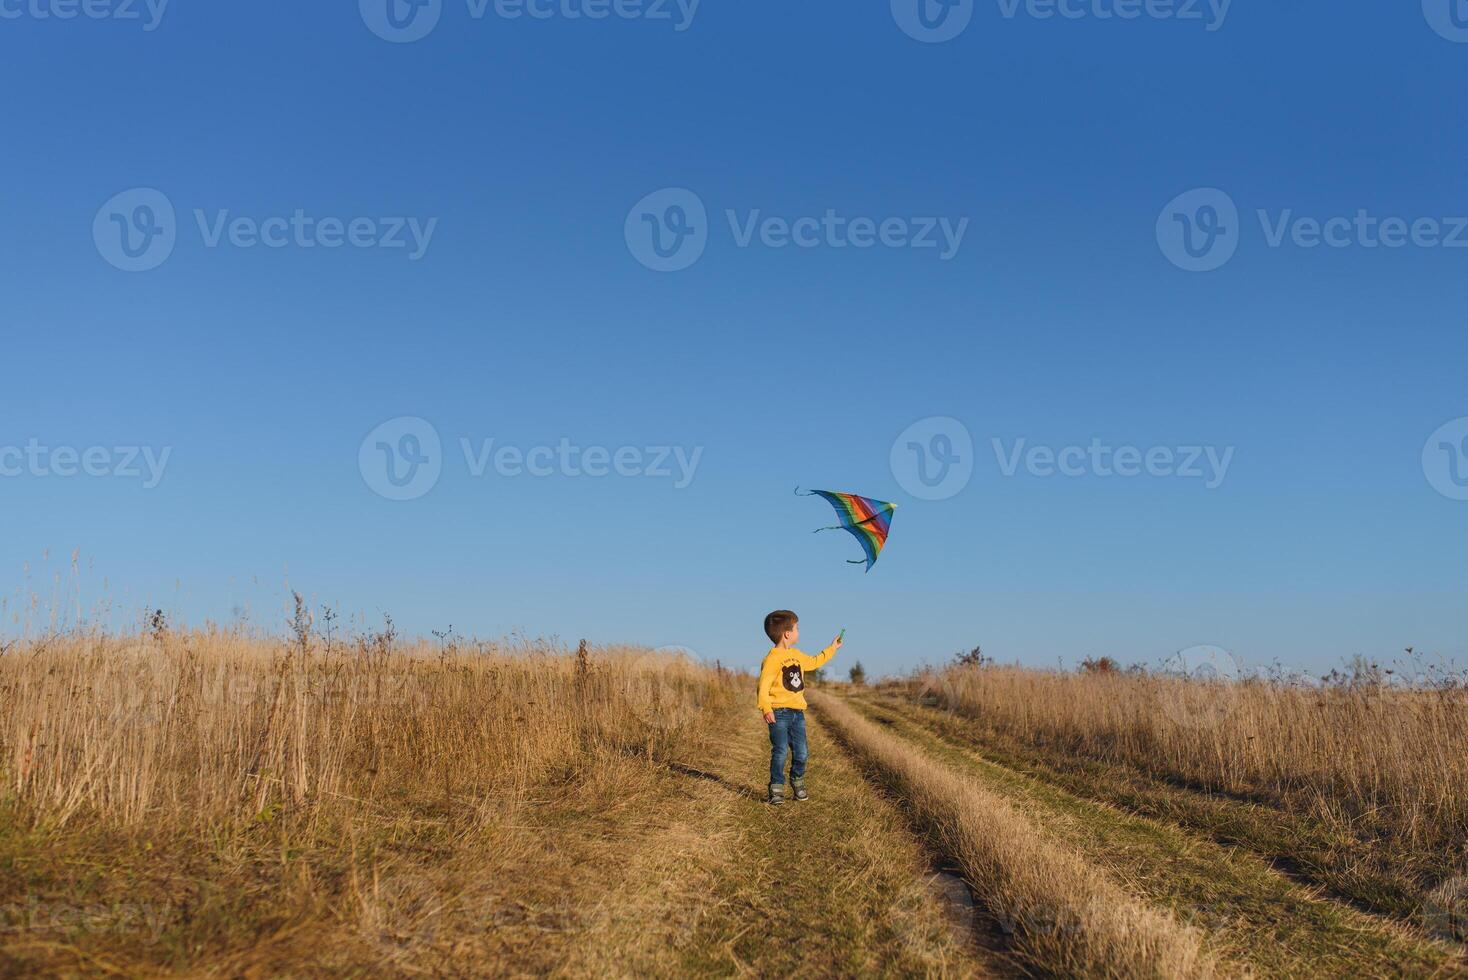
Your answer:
[768,707,808,785]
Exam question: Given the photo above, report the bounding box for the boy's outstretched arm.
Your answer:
[799,635,844,672]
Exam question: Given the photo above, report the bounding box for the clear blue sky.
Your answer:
[3,1,1466,678]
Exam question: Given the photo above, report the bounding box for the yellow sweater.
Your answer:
[756,644,838,712]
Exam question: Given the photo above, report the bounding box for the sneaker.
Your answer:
[767,783,785,806]
[791,778,808,802]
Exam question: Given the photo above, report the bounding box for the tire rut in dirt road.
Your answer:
[813,691,1216,979]
[670,705,1012,978]
[846,692,1463,978]
[880,690,1435,926]
[441,698,1006,977]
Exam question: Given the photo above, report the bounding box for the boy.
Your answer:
[757,610,843,805]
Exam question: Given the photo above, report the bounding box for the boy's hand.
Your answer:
[763,710,775,725]
[832,635,844,650]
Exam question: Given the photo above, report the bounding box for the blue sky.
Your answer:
[2,1,1466,677]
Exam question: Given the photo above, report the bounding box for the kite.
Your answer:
[798,489,898,572]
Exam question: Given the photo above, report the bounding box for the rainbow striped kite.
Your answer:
[799,489,898,572]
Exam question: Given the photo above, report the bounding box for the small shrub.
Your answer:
[1079,656,1119,674]
[953,646,987,668]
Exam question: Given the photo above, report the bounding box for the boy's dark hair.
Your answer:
[764,610,798,644]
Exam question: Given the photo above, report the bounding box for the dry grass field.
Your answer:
[898,662,1468,930]
[1,619,1465,977]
